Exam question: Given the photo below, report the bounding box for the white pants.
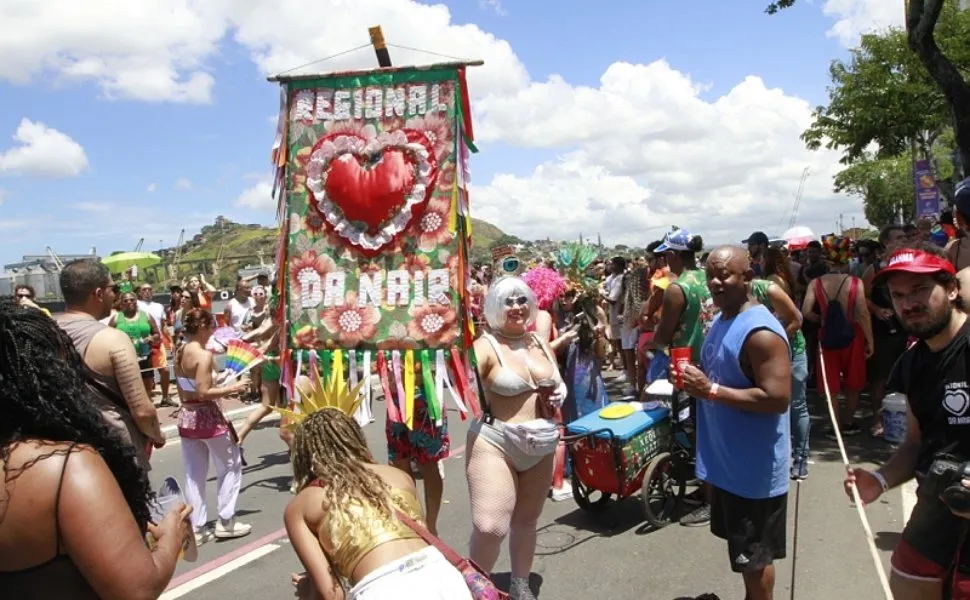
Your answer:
[181,434,242,529]
[347,547,472,600]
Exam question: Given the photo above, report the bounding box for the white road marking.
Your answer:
[901,479,917,524]
[159,543,281,600]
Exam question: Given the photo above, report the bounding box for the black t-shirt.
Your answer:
[890,319,970,474]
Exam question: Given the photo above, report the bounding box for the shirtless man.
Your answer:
[802,262,874,437]
[56,259,164,471]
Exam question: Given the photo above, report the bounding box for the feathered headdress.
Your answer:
[521,267,567,311]
[272,363,366,430]
[555,242,600,295]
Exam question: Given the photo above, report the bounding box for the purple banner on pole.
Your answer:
[914,159,940,218]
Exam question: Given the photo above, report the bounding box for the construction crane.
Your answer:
[788,167,810,229]
[167,229,186,281]
[133,238,144,252]
[45,246,64,271]
[775,167,811,233]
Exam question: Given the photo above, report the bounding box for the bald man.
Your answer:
[680,246,792,600]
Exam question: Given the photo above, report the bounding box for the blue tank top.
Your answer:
[696,304,790,499]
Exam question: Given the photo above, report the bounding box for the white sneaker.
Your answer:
[215,518,252,539]
[194,527,214,545]
[550,484,574,502]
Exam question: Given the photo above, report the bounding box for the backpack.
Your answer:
[815,276,858,351]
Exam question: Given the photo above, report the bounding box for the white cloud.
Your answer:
[236,179,275,210]
[228,0,529,100]
[822,0,905,47]
[479,0,507,16]
[0,0,222,103]
[73,201,112,212]
[470,60,860,246]
[0,119,89,178]
[147,183,158,193]
[175,177,193,190]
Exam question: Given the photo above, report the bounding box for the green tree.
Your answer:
[768,0,970,175]
[833,155,913,227]
[489,234,523,249]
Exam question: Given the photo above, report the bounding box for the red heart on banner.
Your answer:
[305,129,439,257]
[324,149,416,233]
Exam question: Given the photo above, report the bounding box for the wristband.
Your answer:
[708,383,720,401]
[872,471,889,493]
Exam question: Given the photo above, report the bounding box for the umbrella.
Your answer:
[781,226,816,251]
[101,251,161,273]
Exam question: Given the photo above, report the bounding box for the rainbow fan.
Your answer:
[222,339,266,381]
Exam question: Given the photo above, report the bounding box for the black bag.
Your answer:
[816,277,857,351]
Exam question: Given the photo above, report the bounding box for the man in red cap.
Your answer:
[844,243,970,599]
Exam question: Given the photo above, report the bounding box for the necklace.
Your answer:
[495,330,527,340]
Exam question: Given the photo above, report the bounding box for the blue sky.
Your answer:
[0,0,901,265]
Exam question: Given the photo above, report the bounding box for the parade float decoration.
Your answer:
[267,43,483,429]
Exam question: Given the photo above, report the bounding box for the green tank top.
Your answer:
[670,269,716,363]
[751,279,806,357]
[116,311,151,357]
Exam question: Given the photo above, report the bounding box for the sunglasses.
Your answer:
[16,293,32,299]
[110,285,121,294]
[504,295,529,308]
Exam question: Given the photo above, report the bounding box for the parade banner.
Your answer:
[279,67,469,352]
[913,158,940,218]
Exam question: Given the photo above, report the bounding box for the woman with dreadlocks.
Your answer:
[284,408,472,599]
[0,298,191,599]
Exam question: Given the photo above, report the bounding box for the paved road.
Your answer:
[150,383,909,600]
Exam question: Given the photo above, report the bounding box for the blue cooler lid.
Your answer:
[566,406,670,441]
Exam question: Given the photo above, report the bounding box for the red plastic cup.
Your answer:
[670,347,692,387]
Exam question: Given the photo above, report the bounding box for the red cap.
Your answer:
[874,249,956,281]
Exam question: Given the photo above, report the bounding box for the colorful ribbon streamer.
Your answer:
[449,348,480,418]
[392,351,408,428]
[420,350,441,426]
[333,349,345,392]
[403,350,416,430]
[362,351,373,424]
[378,352,400,423]
[436,349,468,420]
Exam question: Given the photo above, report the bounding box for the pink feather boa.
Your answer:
[522,267,567,311]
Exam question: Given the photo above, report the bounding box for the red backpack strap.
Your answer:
[814,278,829,316]
[846,276,860,322]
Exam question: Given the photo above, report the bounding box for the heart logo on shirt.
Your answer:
[943,389,969,417]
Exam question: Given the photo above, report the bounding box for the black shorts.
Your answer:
[892,490,970,582]
[138,357,153,379]
[710,486,787,573]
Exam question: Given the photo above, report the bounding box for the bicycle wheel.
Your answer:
[572,476,612,512]
[641,452,685,528]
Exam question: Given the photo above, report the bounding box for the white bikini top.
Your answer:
[482,333,559,397]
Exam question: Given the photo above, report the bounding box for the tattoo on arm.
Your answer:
[109,347,162,441]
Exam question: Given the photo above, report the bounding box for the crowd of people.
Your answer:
[3,179,970,599]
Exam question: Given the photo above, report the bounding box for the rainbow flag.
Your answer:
[224,339,265,378]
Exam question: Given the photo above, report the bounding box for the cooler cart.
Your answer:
[563,406,673,516]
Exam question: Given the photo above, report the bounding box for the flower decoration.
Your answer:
[321,292,381,347]
[407,303,458,347]
[416,206,453,252]
[294,325,322,348]
[405,114,454,162]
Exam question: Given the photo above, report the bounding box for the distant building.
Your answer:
[0,253,100,299]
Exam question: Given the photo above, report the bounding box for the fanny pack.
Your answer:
[503,419,560,456]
